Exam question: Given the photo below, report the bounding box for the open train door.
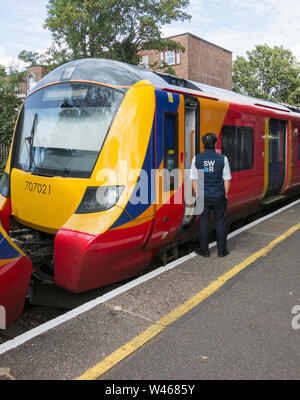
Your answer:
[0,221,32,327]
[145,90,185,252]
[180,96,200,229]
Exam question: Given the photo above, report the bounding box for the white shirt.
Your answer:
[190,155,232,180]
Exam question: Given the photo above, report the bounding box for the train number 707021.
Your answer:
[25,181,51,195]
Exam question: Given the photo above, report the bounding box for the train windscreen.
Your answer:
[14,83,124,178]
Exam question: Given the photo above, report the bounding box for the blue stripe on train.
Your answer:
[0,234,21,259]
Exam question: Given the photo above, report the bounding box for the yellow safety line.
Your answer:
[76,220,300,380]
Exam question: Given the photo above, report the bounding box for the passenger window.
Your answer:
[164,113,178,191]
[278,123,283,162]
[221,126,254,172]
[268,125,273,164]
[269,119,286,164]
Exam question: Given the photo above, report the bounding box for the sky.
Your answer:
[1,0,300,70]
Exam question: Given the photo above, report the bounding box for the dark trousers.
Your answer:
[199,195,228,253]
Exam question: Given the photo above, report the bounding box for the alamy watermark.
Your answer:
[291,305,300,330]
[0,305,6,329]
[95,164,205,215]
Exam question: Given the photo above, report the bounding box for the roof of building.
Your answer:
[163,32,232,54]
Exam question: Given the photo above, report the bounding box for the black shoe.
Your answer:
[195,248,210,257]
[218,249,229,257]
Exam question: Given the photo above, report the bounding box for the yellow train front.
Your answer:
[0,58,192,295]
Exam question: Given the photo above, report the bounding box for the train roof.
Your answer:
[188,81,300,114]
[33,58,168,91]
[32,58,300,116]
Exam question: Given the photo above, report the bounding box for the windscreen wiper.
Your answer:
[25,113,38,170]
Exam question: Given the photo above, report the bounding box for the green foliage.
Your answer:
[287,86,300,107]
[149,60,177,76]
[18,50,41,66]
[44,0,191,65]
[233,44,300,106]
[0,65,24,146]
[161,63,177,76]
[0,66,6,78]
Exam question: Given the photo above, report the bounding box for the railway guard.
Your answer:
[190,133,231,257]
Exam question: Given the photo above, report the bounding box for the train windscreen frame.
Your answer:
[13,82,124,178]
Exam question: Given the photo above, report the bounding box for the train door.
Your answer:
[145,91,184,250]
[266,119,286,196]
[181,96,200,228]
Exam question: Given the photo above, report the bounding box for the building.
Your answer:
[15,33,232,95]
[139,32,232,90]
[17,65,49,98]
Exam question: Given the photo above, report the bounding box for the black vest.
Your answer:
[195,149,225,198]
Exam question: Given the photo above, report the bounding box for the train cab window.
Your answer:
[221,126,254,172]
[14,83,124,178]
[164,113,178,191]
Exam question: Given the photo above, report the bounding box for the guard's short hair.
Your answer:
[202,133,217,149]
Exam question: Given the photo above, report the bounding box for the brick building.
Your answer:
[15,33,232,95]
[18,65,49,98]
[139,32,232,90]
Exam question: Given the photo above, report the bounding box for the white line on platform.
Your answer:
[0,198,300,356]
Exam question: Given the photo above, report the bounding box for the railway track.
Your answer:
[1,195,299,344]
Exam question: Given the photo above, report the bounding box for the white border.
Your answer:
[0,198,300,356]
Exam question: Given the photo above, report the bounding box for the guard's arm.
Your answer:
[223,156,231,198]
[192,179,197,196]
[224,180,230,198]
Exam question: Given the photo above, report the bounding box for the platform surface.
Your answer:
[0,201,299,380]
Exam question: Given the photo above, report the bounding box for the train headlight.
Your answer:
[0,172,10,198]
[76,186,125,214]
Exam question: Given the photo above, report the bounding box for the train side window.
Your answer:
[164,112,178,191]
[278,122,283,162]
[268,124,273,164]
[221,126,254,172]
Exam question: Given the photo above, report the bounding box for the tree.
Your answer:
[44,0,191,65]
[233,44,300,106]
[18,50,41,66]
[287,87,300,107]
[0,65,24,146]
[0,66,6,78]
[0,63,26,174]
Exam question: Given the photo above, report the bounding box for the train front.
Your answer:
[0,59,157,301]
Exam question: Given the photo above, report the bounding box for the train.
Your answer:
[0,58,300,327]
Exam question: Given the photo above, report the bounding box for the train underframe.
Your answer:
[9,217,55,285]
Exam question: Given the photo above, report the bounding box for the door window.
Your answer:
[164,113,178,191]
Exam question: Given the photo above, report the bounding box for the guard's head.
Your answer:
[202,133,217,149]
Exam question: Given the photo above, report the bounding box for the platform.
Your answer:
[0,200,300,380]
